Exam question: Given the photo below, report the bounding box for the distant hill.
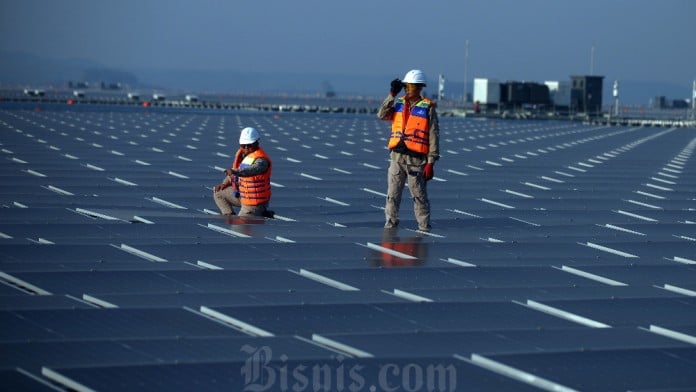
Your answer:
[0,50,140,88]
[0,50,691,105]
[607,80,692,107]
[133,68,387,97]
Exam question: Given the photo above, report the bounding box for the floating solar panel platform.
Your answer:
[1,102,695,390]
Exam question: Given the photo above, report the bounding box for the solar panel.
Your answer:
[315,266,610,289]
[0,369,60,391]
[317,327,691,358]
[204,301,582,336]
[1,104,695,390]
[1,336,335,373]
[42,357,543,392]
[578,265,696,286]
[0,308,244,342]
[480,347,696,391]
[529,297,696,327]
[0,294,94,310]
[402,285,683,302]
[9,269,335,295]
[91,289,405,308]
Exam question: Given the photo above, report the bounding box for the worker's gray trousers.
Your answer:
[213,189,268,217]
[384,159,431,231]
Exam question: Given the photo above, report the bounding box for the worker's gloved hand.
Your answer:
[390,78,403,96]
[224,168,235,177]
[423,163,434,181]
[214,184,223,192]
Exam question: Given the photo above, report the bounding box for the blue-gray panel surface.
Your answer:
[2,105,695,390]
[207,302,583,336]
[577,265,696,286]
[10,270,336,295]
[93,289,404,308]
[0,308,243,342]
[0,261,198,272]
[43,358,541,392]
[0,294,93,310]
[485,347,696,391]
[1,337,334,372]
[0,244,147,263]
[535,297,696,327]
[0,369,60,391]
[0,283,23,295]
[319,327,691,357]
[405,285,682,302]
[317,266,608,289]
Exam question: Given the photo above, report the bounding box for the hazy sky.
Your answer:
[1,0,694,86]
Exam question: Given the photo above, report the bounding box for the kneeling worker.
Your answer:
[213,127,274,218]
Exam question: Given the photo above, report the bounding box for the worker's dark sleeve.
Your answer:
[235,158,269,177]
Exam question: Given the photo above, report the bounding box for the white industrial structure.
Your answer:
[473,78,500,105]
[438,74,445,101]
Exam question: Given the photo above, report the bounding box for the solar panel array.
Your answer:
[1,102,695,391]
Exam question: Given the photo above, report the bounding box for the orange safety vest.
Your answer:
[233,148,272,206]
[387,97,432,155]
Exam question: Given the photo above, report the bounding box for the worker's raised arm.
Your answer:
[377,94,396,120]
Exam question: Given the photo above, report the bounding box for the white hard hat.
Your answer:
[239,127,260,144]
[402,69,428,86]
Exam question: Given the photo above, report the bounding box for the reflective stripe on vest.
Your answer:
[235,148,272,206]
[388,98,431,155]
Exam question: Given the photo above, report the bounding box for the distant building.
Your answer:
[503,81,549,107]
[473,78,501,105]
[68,81,89,89]
[505,82,530,104]
[100,82,122,90]
[23,89,45,97]
[570,75,604,115]
[650,97,689,109]
[672,99,688,109]
[652,96,667,109]
[474,75,604,115]
[545,81,571,108]
[322,81,336,98]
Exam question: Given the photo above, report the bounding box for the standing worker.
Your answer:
[377,69,440,231]
[213,127,274,218]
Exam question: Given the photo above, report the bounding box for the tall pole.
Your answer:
[463,39,469,107]
[692,80,696,119]
[438,74,445,101]
[613,80,619,117]
[590,46,595,75]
